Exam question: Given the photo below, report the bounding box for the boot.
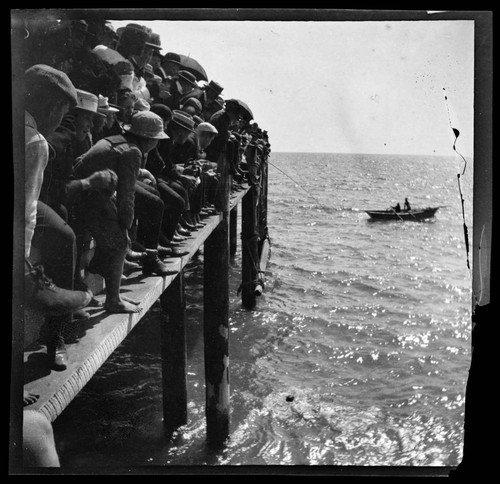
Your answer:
[47,334,68,371]
[142,250,178,277]
[25,260,92,316]
[126,247,147,262]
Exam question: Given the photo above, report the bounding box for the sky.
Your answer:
[110,18,474,156]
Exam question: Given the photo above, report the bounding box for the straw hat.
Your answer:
[74,89,106,119]
[170,110,195,132]
[124,111,169,139]
[97,94,119,113]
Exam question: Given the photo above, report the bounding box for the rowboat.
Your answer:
[365,207,440,221]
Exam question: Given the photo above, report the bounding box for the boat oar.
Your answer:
[390,207,404,221]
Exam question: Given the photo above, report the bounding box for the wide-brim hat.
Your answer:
[73,89,106,119]
[97,94,119,113]
[163,52,182,65]
[171,110,195,132]
[145,32,162,51]
[124,111,169,139]
[177,70,198,87]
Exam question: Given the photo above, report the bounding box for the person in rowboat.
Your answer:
[404,197,411,211]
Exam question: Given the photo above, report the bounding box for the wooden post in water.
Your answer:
[241,144,260,309]
[230,206,238,257]
[203,150,230,446]
[160,271,188,433]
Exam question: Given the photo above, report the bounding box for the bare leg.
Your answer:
[23,410,60,467]
[103,254,142,314]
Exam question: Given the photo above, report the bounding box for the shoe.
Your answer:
[123,259,141,273]
[173,234,187,242]
[73,308,90,322]
[126,248,147,262]
[157,245,174,258]
[180,220,197,231]
[25,260,92,316]
[166,247,190,258]
[142,250,178,277]
[177,227,191,236]
[47,335,68,371]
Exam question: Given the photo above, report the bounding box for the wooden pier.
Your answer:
[23,149,271,446]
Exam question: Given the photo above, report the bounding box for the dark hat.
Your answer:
[118,23,149,41]
[206,80,224,95]
[145,32,162,51]
[150,103,172,123]
[182,97,202,112]
[25,64,78,106]
[192,115,204,126]
[164,52,182,65]
[177,70,198,87]
[71,20,89,34]
[213,96,225,110]
[171,110,195,132]
[124,111,169,139]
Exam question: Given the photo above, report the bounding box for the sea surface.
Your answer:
[53,152,473,470]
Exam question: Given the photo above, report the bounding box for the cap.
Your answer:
[25,64,78,106]
[196,122,218,134]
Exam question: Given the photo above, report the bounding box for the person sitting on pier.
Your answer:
[193,121,219,212]
[91,94,122,143]
[404,197,411,211]
[73,111,173,313]
[152,110,203,233]
[177,70,200,107]
[180,96,203,118]
[182,79,224,121]
[24,65,96,370]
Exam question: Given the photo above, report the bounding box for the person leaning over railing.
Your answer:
[73,111,175,314]
[24,65,100,371]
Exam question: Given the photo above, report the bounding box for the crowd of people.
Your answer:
[22,18,271,378]
[20,17,271,467]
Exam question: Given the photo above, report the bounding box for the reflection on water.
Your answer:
[54,153,471,468]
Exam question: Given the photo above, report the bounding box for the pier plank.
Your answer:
[23,185,249,423]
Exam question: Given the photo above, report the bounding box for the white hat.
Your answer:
[196,122,218,134]
[97,94,120,113]
[74,89,106,119]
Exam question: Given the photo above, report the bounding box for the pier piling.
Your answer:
[203,152,231,446]
[230,205,238,257]
[161,270,188,432]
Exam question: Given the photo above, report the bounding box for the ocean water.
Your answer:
[53,152,473,469]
